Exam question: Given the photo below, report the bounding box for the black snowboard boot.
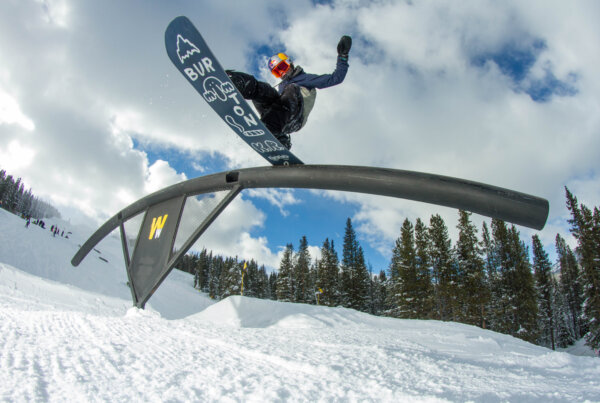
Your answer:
[226,70,292,150]
[226,70,279,103]
[276,134,292,150]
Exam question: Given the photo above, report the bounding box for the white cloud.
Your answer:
[0,0,327,270]
[0,88,35,131]
[246,188,301,216]
[307,245,322,265]
[278,0,599,257]
[0,0,598,269]
[144,160,187,194]
[36,0,70,28]
[186,194,281,266]
[0,140,36,172]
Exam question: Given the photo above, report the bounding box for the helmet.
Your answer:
[268,52,291,78]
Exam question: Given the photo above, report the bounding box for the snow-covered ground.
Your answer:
[1,209,599,402]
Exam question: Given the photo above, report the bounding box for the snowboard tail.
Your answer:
[165,16,303,166]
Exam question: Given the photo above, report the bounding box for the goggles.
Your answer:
[270,53,291,78]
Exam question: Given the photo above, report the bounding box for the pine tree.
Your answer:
[340,219,355,307]
[386,236,401,316]
[307,261,318,304]
[13,178,24,212]
[276,244,295,302]
[489,219,514,334]
[0,170,7,206]
[553,275,576,348]
[0,172,40,216]
[219,258,241,298]
[208,256,223,299]
[372,270,387,315]
[314,247,324,305]
[387,219,417,318]
[532,235,555,349]
[188,253,200,288]
[429,214,457,321]
[565,188,600,350]
[340,218,370,311]
[1,174,15,210]
[414,218,434,319]
[294,236,311,303]
[268,271,278,300]
[256,265,270,300]
[242,260,259,298]
[19,188,34,217]
[507,226,539,343]
[455,210,488,327]
[354,246,371,312]
[481,222,498,330]
[195,249,212,292]
[316,238,340,306]
[555,234,584,340]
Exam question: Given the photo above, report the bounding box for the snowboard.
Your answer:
[165,16,303,166]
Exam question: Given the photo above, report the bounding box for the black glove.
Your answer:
[337,35,352,59]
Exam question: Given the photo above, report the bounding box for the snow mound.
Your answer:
[0,262,129,315]
[190,295,382,329]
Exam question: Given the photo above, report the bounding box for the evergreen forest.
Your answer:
[177,188,600,353]
[0,169,61,219]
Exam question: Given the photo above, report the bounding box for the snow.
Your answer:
[1,209,599,402]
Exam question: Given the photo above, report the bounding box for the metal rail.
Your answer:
[72,164,549,267]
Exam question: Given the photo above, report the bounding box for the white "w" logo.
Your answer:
[149,215,168,240]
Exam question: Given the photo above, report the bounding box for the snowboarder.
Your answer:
[226,35,352,149]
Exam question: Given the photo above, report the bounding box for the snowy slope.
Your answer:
[0,208,213,318]
[1,210,600,402]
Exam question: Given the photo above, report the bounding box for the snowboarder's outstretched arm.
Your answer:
[286,35,352,90]
[291,57,349,89]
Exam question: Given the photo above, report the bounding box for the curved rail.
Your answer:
[72,164,548,266]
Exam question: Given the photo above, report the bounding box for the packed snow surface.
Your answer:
[1,209,599,402]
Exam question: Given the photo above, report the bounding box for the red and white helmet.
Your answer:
[268,52,291,78]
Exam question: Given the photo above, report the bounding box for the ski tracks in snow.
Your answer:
[0,306,429,402]
[2,302,600,401]
[1,206,599,402]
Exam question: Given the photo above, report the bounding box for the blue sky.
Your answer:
[471,38,578,102]
[1,1,599,272]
